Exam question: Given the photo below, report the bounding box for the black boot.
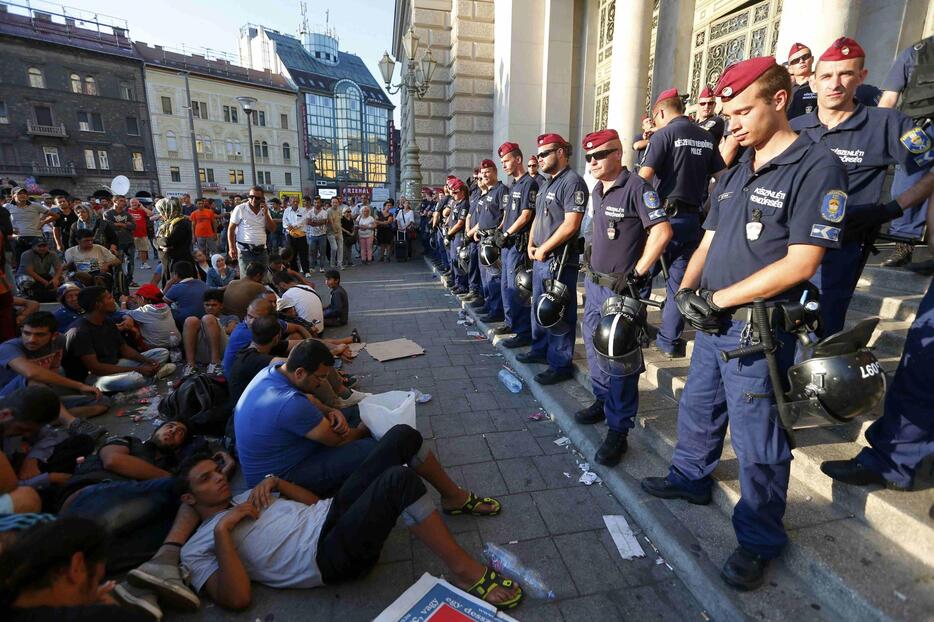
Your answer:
[574,400,605,424]
[820,459,909,490]
[594,430,627,466]
[721,547,769,591]
[640,477,711,505]
[881,242,913,268]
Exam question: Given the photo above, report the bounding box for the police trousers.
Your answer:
[449,237,467,290]
[856,279,934,488]
[668,318,795,559]
[480,262,503,319]
[529,259,579,374]
[810,239,863,336]
[501,246,532,339]
[468,242,482,294]
[436,230,450,269]
[583,280,640,432]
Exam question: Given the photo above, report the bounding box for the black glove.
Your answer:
[675,288,722,333]
[493,229,507,248]
[626,269,650,291]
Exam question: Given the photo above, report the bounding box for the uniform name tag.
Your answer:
[607,227,617,240]
[745,221,763,241]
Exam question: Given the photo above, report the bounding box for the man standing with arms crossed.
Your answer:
[227,186,274,277]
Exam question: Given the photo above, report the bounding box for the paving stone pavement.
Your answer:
[96,257,705,621]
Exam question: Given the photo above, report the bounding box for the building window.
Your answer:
[161,96,173,115]
[84,76,97,96]
[228,169,236,183]
[335,81,364,182]
[43,146,60,167]
[120,83,134,100]
[203,137,213,157]
[285,172,292,185]
[192,100,208,119]
[253,141,261,158]
[280,113,288,129]
[206,168,215,183]
[364,104,389,184]
[305,92,336,179]
[237,170,244,184]
[34,106,53,126]
[70,73,82,93]
[77,111,104,132]
[126,117,140,136]
[264,171,272,184]
[98,150,109,170]
[27,67,45,88]
[223,105,239,123]
[261,141,269,159]
[132,152,144,172]
[282,142,291,161]
[170,166,181,182]
[84,149,96,169]
[0,101,7,124]
[252,110,266,126]
[166,130,178,154]
[234,139,241,155]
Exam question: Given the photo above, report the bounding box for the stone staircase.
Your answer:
[434,256,933,621]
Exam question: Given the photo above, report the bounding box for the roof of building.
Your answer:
[134,42,295,93]
[0,5,139,61]
[265,29,393,108]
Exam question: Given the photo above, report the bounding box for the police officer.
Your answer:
[821,205,934,490]
[696,86,725,145]
[578,129,673,466]
[786,42,817,120]
[516,133,588,385]
[879,35,934,268]
[790,37,934,336]
[463,168,486,305]
[472,159,508,324]
[419,187,435,255]
[445,177,470,294]
[632,115,656,171]
[434,182,453,275]
[639,87,726,358]
[497,142,538,347]
[528,155,547,187]
[640,57,849,590]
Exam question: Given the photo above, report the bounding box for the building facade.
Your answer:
[135,44,302,202]
[0,2,158,198]
[394,0,934,183]
[239,23,395,199]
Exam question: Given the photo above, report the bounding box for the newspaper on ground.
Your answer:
[603,515,646,560]
[374,572,520,622]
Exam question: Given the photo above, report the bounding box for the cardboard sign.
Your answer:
[364,338,425,362]
[375,573,518,622]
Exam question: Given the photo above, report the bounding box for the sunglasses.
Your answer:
[790,53,812,65]
[698,100,716,106]
[536,148,558,159]
[248,195,262,200]
[584,148,618,163]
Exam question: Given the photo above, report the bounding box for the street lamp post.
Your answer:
[378,27,436,202]
[179,71,202,198]
[237,96,258,186]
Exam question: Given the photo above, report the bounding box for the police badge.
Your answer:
[643,191,660,209]
[820,189,847,223]
[900,127,931,155]
[574,190,586,206]
[529,189,538,203]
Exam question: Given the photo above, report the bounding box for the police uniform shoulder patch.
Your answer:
[574,190,586,206]
[820,189,847,223]
[900,127,931,155]
[529,189,538,203]
[648,208,666,221]
[643,190,660,209]
[810,224,840,241]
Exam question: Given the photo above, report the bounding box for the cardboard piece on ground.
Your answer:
[365,338,425,362]
[374,572,519,622]
[348,342,367,354]
[603,514,646,560]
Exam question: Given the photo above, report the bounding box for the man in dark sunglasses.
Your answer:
[695,85,725,145]
[227,186,275,276]
[786,42,817,119]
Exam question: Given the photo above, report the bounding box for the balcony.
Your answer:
[27,120,68,138]
[227,154,243,161]
[32,161,77,177]
[202,182,219,190]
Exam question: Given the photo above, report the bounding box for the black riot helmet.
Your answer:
[534,279,573,335]
[786,318,886,423]
[479,241,501,268]
[515,267,533,303]
[457,245,470,272]
[593,296,646,377]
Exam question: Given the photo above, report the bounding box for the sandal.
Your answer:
[351,329,362,343]
[465,567,523,609]
[443,492,501,517]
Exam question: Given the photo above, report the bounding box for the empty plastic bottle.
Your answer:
[497,368,523,393]
[482,543,556,601]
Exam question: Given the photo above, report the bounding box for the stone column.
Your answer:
[539,0,576,138]
[607,0,654,168]
[776,0,860,64]
[652,0,697,100]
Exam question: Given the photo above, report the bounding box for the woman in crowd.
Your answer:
[206,253,235,289]
[357,205,376,264]
[375,201,395,262]
[192,249,212,281]
[340,207,356,268]
[397,199,417,259]
[153,197,193,283]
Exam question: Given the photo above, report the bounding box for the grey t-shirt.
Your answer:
[103,208,135,246]
[15,248,61,277]
[8,201,50,238]
[127,304,180,348]
[181,491,332,591]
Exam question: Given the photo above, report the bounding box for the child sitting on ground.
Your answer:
[120,284,181,352]
[323,269,349,327]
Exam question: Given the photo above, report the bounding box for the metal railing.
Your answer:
[32,161,77,176]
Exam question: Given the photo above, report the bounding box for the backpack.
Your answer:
[158,373,231,436]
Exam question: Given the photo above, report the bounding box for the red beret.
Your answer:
[497,141,520,158]
[641,114,650,121]
[698,85,714,99]
[582,129,620,150]
[713,57,778,98]
[537,133,568,147]
[788,42,809,60]
[820,37,865,62]
[135,283,163,301]
[446,175,458,182]
[449,178,466,192]
[654,88,679,107]
[479,159,496,170]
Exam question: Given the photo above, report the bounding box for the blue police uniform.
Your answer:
[641,115,726,355]
[667,135,848,559]
[787,82,817,120]
[791,104,932,335]
[447,198,469,290]
[476,181,508,319]
[532,173,547,188]
[435,195,451,269]
[466,188,483,296]
[697,115,726,146]
[529,166,588,373]
[500,173,538,340]
[584,170,667,433]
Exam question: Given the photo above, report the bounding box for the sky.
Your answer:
[58,0,401,120]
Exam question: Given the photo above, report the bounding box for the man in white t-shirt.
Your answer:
[273,271,323,331]
[226,186,274,276]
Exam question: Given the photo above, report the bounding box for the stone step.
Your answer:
[849,284,922,323]
[857,266,932,295]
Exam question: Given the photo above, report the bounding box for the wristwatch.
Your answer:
[263,473,279,487]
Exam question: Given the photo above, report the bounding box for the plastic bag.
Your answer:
[358,391,417,439]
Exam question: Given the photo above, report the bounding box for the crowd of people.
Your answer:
[0,31,932,620]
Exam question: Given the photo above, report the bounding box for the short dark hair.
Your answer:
[249,185,264,195]
[4,386,60,425]
[77,286,106,312]
[0,517,108,606]
[754,64,794,108]
[23,311,58,333]
[324,269,340,282]
[302,195,311,202]
[245,262,266,279]
[250,315,281,346]
[75,229,94,240]
[278,247,294,262]
[272,270,298,286]
[174,451,215,492]
[172,261,195,279]
[204,289,224,304]
[285,339,334,373]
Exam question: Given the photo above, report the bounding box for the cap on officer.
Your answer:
[654,88,680,107]
[498,141,520,158]
[480,159,497,170]
[819,37,865,61]
[537,133,569,147]
[712,56,779,99]
[582,129,620,150]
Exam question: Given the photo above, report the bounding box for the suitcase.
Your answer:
[395,229,409,261]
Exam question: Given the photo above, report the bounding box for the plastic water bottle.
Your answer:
[498,368,522,394]
[482,543,556,601]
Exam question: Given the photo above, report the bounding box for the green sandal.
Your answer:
[465,567,524,610]
[443,492,501,517]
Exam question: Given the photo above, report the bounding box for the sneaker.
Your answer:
[154,363,177,380]
[305,272,314,278]
[141,263,151,269]
[68,417,107,441]
[114,581,163,621]
[128,561,201,611]
[182,363,197,377]
[129,281,140,288]
[206,363,224,377]
[319,267,326,273]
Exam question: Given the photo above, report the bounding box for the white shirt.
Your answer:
[229,202,267,246]
[396,209,415,230]
[282,206,308,233]
[282,285,323,327]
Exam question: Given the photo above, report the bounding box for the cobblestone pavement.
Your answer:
[101,257,704,621]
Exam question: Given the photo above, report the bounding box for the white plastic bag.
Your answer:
[358,390,417,439]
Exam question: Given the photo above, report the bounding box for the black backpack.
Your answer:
[158,373,231,436]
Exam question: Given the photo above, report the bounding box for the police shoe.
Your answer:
[452,287,469,295]
[469,298,487,309]
[534,368,573,385]
[640,477,712,505]
[502,336,532,349]
[516,351,547,364]
[720,546,769,591]
[491,324,514,336]
[595,430,628,466]
[479,314,505,324]
[906,258,934,276]
[574,400,605,424]
[459,292,477,301]
[653,340,686,359]
[819,459,910,490]
[880,243,913,268]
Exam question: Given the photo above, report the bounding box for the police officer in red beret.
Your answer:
[640,57,849,590]
[695,85,725,145]
[468,159,508,323]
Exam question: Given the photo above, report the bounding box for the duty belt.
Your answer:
[663,199,701,216]
[584,267,624,292]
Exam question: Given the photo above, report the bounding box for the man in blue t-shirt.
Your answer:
[221,297,293,378]
[164,261,209,326]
